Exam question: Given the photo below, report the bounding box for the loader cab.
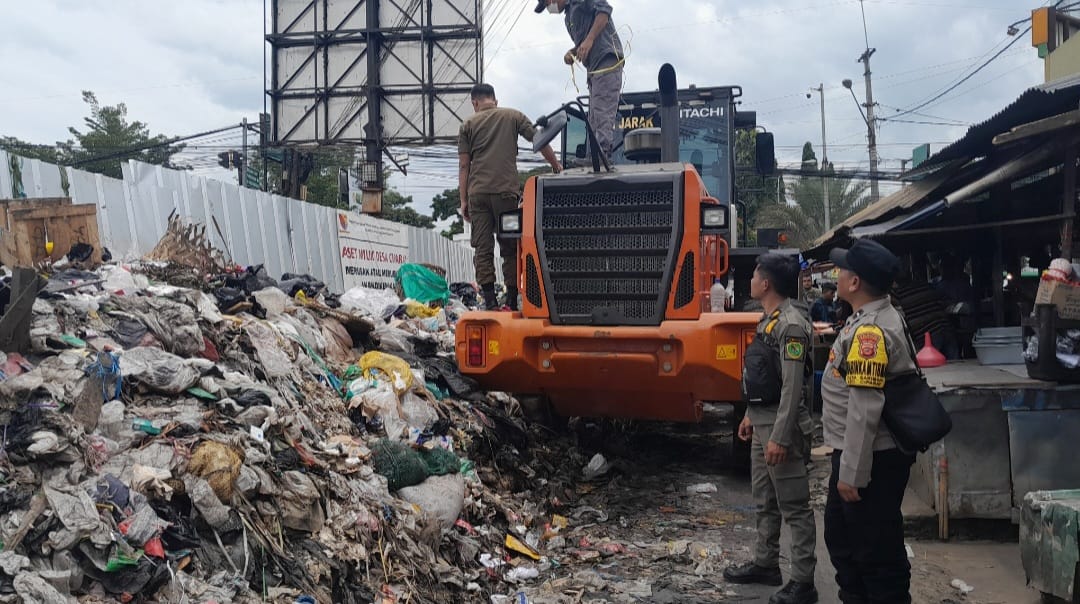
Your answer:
[562,86,740,210]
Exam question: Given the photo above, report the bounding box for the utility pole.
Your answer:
[240,117,248,188]
[363,0,385,212]
[811,84,831,230]
[857,0,880,202]
[859,49,880,202]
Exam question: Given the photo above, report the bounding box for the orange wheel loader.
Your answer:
[455,64,791,444]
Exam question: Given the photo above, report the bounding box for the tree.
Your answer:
[0,92,185,179]
[56,92,186,179]
[0,136,61,164]
[734,129,785,244]
[431,188,464,239]
[430,167,552,240]
[303,148,357,209]
[754,142,869,250]
[380,189,435,228]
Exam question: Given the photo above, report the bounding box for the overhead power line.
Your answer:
[69,124,243,167]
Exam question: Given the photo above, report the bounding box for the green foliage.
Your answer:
[1,91,185,180]
[302,147,357,209]
[0,136,61,164]
[379,189,435,229]
[431,188,464,239]
[754,143,869,250]
[734,129,785,243]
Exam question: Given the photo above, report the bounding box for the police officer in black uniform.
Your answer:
[725,253,818,604]
[821,240,916,604]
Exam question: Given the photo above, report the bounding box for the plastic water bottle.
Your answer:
[710,279,727,312]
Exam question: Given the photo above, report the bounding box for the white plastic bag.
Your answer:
[340,286,400,318]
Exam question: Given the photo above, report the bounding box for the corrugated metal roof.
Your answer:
[809,164,957,248]
[913,82,1080,173]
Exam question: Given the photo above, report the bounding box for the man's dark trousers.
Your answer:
[824,449,914,604]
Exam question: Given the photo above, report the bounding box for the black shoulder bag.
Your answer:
[881,320,952,454]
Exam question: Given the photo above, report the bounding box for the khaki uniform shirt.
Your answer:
[821,297,917,487]
[745,298,814,447]
[458,107,536,196]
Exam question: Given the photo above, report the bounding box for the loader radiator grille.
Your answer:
[525,254,542,308]
[537,177,681,325]
[674,252,695,309]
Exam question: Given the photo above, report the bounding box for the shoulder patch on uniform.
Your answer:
[845,324,888,388]
[765,319,780,335]
[783,336,807,361]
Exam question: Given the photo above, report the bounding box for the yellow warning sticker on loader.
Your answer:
[488,340,500,356]
[715,345,737,361]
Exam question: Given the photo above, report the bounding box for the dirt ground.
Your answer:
[508,415,1040,604]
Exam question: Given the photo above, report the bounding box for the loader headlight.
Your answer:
[500,210,523,234]
[701,206,728,230]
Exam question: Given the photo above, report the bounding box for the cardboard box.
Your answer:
[1035,279,1080,320]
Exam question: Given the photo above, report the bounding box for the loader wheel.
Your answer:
[518,395,567,433]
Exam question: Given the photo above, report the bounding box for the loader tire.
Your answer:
[518,395,566,432]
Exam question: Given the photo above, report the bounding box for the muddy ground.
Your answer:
[503,412,1038,604]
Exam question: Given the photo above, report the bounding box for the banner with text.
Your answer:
[338,212,409,290]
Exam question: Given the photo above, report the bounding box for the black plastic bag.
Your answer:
[67,243,94,262]
[110,319,149,349]
[213,287,247,312]
[279,273,326,297]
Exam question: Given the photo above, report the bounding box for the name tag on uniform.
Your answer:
[845,325,888,388]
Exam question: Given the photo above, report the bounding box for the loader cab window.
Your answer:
[562,89,733,203]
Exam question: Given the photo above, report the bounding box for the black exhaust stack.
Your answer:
[659,64,679,164]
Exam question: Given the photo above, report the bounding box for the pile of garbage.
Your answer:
[0,258,582,603]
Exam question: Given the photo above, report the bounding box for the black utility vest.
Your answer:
[742,312,783,406]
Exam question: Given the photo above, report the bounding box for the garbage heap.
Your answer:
[0,261,580,603]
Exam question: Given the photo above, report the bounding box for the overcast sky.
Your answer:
[0,0,1051,213]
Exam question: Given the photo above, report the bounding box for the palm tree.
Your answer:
[754,145,870,249]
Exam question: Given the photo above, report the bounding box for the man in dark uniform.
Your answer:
[458,83,561,310]
[821,240,917,604]
[725,253,818,604]
[537,0,624,163]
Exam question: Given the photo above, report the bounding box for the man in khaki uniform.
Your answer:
[820,239,917,604]
[725,253,818,604]
[459,83,562,310]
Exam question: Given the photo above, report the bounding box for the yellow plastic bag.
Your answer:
[405,299,440,319]
[358,351,413,394]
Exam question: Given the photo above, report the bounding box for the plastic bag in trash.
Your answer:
[402,391,439,432]
[118,347,201,394]
[374,324,415,355]
[361,384,407,440]
[226,264,279,294]
[67,242,94,263]
[279,273,326,297]
[214,286,248,312]
[359,351,413,394]
[340,286,401,319]
[372,439,429,491]
[449,282,480,308]
[396,264,450,305]
[187,441,245,502]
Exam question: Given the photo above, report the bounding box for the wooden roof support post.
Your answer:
[1062,145,1078,260]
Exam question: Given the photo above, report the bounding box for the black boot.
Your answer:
[505,286,518,311]
[769,581,819,604]
[481,284,499,310]
[837,590,868,604]
[723,561,782,586]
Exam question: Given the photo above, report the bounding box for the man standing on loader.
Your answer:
[726,252,819,604]
[536,0,624,164]
[458,83,561,310]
